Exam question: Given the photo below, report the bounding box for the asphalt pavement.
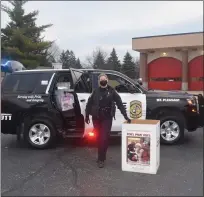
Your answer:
[1,128,203,196]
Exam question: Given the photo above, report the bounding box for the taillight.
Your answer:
[85,127,96,139]
[88,131,95,137]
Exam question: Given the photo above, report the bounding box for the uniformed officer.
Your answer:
[85,73,131,168]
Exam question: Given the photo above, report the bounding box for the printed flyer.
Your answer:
[60,92,74,111]
[126,133,150,166]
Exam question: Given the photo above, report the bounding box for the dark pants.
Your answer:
[92,118,113,162]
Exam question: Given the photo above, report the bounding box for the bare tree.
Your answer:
[47,42,61,63]
[84,55,94,68]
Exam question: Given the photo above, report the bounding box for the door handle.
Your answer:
[80,99,86,102]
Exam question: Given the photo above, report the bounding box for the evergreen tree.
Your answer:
[69,50,77,68]
[84,48,107,69]
[135,58,140,79]
[1,1,52,69]
[121,52,136,79]
[75,58,82,69]
[107,48,121,71]
[59,50,69,69]
[59,50,79,69]
[93,50,106,69]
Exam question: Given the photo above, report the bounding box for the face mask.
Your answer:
[100,80,108,87]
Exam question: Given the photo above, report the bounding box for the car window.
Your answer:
[55,73,74,90]
[35,73,53,94]
[3,73,39,94]
[106,74,140,93]
[2,72,53,94]
[74,72,91,93]
[72,70,83,83]
[91,72,141,93]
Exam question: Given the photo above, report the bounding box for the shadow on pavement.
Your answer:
[60,136,121,148]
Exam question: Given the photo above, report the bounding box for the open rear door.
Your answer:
[51,70,85,137]
[69,68,95,137]
[70,68,83,85]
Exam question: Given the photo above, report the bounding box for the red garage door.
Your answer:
[189,55,204,91]
[148,57,182,90]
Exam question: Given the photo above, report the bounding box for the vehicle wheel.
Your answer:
[23,118,57,149]
[159,112,185,145]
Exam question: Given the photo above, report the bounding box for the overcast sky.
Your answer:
[1,1,203,63]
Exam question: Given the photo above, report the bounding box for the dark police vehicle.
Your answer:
[1,68,204,149]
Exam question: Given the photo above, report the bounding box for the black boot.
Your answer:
[97,161,105,168]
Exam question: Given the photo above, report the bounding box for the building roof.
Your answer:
[132,32,204,52]
[132,31,204,40]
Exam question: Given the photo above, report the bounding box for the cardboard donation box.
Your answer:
[122,119,160,174]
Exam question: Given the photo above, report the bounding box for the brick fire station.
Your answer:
[132,32,204,91]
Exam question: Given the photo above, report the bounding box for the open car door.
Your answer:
[50,70,85,137]
[70,68,94,137]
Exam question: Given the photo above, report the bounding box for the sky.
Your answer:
[1,1,203,64]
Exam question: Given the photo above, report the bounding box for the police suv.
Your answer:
[1,68,204,149]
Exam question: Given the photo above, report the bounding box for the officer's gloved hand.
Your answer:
[85,116,90,124]
[125,116,131,124]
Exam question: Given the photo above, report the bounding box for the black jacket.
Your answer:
[85,85,128,119]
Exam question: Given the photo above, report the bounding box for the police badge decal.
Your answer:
[130,100,142,119]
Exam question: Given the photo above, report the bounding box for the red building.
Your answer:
[132,32,204,91]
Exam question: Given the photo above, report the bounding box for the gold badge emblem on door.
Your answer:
[130,100,142,119]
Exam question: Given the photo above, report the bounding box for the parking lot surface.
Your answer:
[1,128,203,196]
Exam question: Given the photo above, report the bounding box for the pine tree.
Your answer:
[135,58,140,79]
[107,48,121,71]
[59,50,79,69]
[69,50,77,68]
[93,50,106,69]
[75,58,82,69]
[121,52,136,79]
[60,50,69,69]
[1,1,52,69]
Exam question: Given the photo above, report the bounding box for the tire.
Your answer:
[23,117,57,149]
[159,111,185,145]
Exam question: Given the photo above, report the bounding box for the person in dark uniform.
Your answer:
[85,73,131,168]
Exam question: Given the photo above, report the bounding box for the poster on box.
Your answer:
[60,93,74,111]
[126,133,150,166]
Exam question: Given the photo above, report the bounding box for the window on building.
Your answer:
[191,77,204,82]
[150,77,182,82]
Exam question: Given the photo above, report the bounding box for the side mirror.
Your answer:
[137,78,143,85]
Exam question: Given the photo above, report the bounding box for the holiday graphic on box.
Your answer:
[126,133,150,166]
